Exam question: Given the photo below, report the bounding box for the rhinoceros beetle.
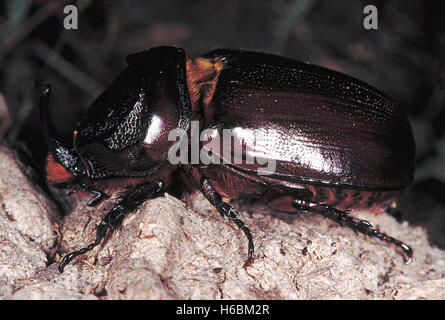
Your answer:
[39,46,415,272]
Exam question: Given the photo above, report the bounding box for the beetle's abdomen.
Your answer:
[266,185,400,213]
[303,184,401,211]
[200,164,400,213]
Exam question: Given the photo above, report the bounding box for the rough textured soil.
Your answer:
[1,143,444,300]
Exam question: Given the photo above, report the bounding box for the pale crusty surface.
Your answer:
[0,145,59,298]
[1,144,444,300]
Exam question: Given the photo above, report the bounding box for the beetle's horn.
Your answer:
[39,84,81,175]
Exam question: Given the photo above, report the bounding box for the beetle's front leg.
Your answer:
[80,183,108,207]
[185,165,254,266]
[58,181,164,272]
[292,199,413,264]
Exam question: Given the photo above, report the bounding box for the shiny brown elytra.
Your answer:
[39,46,415,272]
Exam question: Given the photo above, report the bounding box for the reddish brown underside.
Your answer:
[200,164,400,213]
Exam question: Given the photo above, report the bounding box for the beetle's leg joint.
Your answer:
[80,184,108,207]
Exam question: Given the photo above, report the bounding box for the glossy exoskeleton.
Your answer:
[39,46,415,272]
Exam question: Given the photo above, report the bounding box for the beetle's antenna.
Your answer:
[73,130,91,177]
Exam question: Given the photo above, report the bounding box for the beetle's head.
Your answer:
[40,46,192,187]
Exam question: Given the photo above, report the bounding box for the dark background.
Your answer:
[0,0,444,246]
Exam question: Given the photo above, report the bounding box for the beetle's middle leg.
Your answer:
[58,181,164,272]
[292,199,413,264]
[185,165,254,266]
[203,177,254,266]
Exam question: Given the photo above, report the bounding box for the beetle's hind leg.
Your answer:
[292,200,413,264]
[58,181,164,272]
